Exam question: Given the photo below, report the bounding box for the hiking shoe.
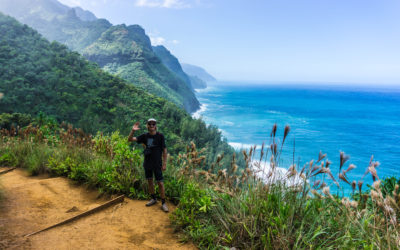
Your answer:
[161,203,169,213]
[146,199,157,206]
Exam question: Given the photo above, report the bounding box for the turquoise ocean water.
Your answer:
[193,82,400,190]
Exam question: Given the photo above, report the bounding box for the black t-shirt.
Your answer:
[136,132,166,169]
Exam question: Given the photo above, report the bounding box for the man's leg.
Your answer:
[145,168,157,206]
[157,181,165,200]
[148,178,155,196]
[155,168,168,212]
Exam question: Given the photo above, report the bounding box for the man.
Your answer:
[128,118,169,212]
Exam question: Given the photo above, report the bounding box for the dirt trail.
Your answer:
[0,167,196,250]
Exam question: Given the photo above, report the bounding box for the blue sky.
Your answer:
[58,0,400,84]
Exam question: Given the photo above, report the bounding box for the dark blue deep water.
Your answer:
[194,82,400,190]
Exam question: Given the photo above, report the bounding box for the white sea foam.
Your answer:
[208,94,222,97]
[229,142,257,150]
[266,110,287,115]
[223,121,234,126]
[251,161,305,187]
[192,103,208,119]
[219,128,233,138]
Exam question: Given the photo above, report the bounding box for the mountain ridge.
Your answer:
[182,63,216,83]
[82,24,199,112]
[0,0,199,112]
[152,45,193,89]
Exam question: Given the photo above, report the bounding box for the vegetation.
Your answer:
[1,121,399,249]
[0,0,200,112]
[0,122,149,196]
[83,24,199,112]
[152,45,208,90]
[152,45,193,89]
[0,14,235,166]
[0,0,113,51]
[167,125,399,249]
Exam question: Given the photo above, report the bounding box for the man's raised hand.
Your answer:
[132,122,140,131]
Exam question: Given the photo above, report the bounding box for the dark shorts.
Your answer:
[145,167,163,182]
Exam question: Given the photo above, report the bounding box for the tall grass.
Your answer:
[1,123,399,249]
[170,125,400,249]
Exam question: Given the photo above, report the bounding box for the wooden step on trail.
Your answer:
[0,167,17,175]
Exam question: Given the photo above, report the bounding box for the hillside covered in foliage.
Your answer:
[152,45,193,89]
[0,0,199,112]
[82,24,199,112]
[0,13,233,164]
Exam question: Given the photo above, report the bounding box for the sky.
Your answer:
[57,0,400,85]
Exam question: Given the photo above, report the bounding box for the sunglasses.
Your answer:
[147,123,156,126]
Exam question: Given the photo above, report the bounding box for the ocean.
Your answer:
[193,82,400,190]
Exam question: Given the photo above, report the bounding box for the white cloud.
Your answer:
[149,33,180,46]
[135,0,191,9]
[150,36,166,46]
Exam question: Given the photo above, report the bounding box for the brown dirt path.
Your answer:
[0,167,196,250]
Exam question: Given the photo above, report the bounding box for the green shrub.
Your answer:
[164,175,185,205]
[379,176,400,197]
[0,151,15,166]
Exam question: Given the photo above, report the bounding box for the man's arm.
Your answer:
[162,148,167,171]
[128,122,140,142]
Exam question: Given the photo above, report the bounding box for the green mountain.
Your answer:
[0,13,232,161]
[181,63,216,82]
[152,46,209,90]
[152,45,192,89]
[82,25,199,112]
[0,0,112,51]
[0,0,200,112]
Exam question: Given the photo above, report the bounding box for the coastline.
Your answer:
[189,82,400,194]
[191,103,207,119]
